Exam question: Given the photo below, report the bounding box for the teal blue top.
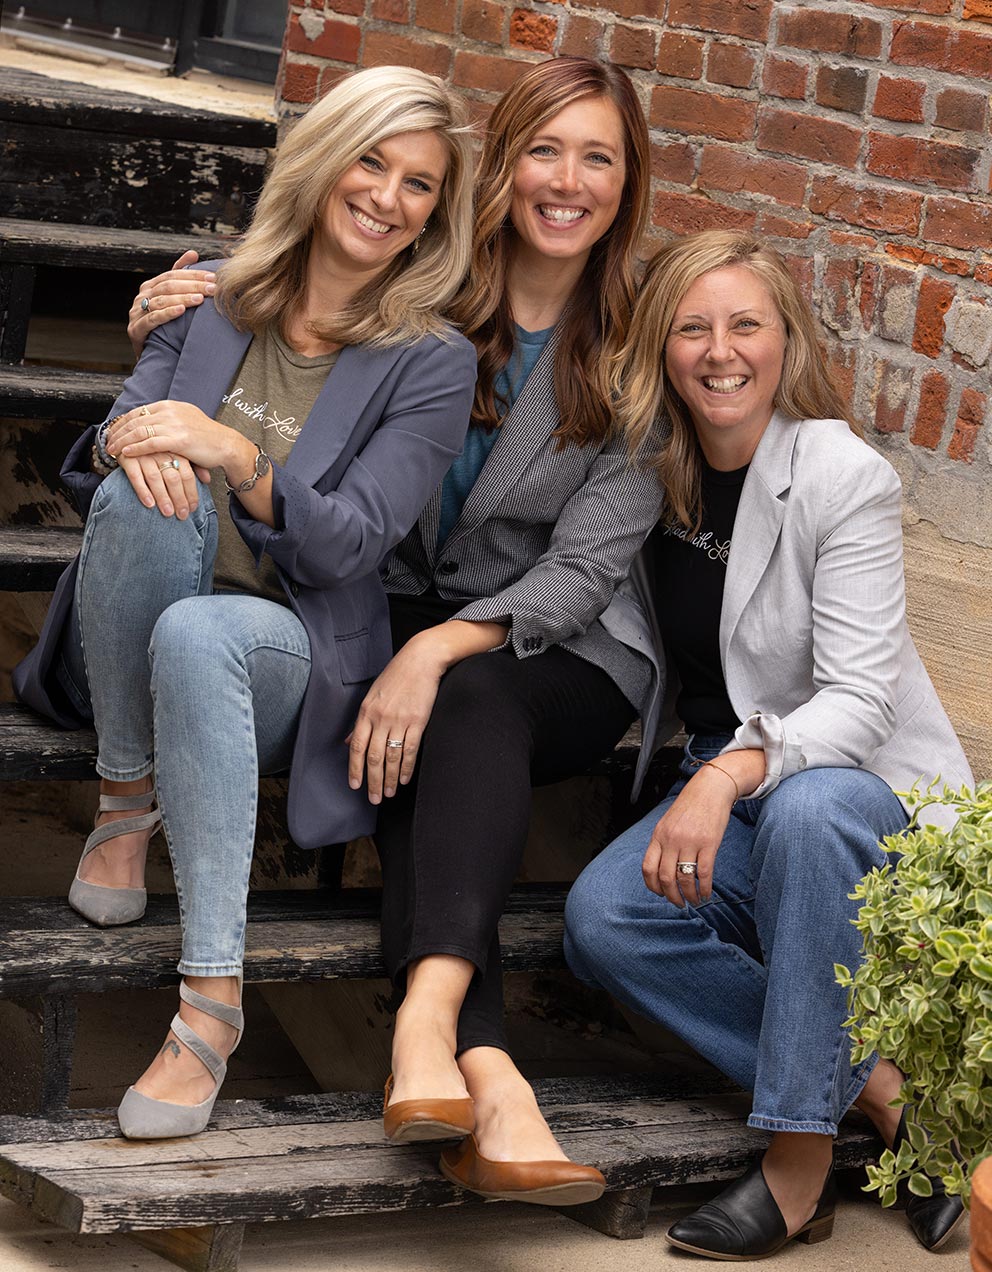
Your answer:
[437,323,554,548]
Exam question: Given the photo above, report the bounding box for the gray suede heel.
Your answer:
[68,791,161,926]
[118,980,244,1140]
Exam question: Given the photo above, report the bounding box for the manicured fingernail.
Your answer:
[177,510,187,520]
[349,778,359,789]
[143,497,155,507]
[205,282,216,293]
[370,794,381,805]
[162,504,173,516]
[385,787,395,798]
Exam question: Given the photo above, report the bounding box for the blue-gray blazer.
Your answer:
[14,279,477,849]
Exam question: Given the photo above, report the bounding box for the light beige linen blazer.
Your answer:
[605,410,973,830]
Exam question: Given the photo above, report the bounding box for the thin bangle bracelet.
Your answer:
[703,759,742,802]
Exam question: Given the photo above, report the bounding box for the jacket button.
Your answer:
[534,636,543,647]
[438,561,459,575]
[289,580,300,598]
[798,755,807,770]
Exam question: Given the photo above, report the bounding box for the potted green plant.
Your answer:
[836,781,992,1207]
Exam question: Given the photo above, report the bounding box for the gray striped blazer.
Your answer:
[383,327,663,711]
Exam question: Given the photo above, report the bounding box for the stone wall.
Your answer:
[275,0,992,777]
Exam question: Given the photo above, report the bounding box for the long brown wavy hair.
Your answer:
[618,231,856,530]
[450,57,650,446]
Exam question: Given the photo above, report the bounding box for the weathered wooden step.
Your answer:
[0,68,276,148]
[0,1073,880,1238]
[0,365,123,420]
[0,525,81,590]
[0,218,232,272]
[0,703,673,787]
[0,885,571,998]
[0,70,273,233]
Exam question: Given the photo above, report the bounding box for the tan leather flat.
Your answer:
[439,1134,607,1206]
[382,1074,475,1143]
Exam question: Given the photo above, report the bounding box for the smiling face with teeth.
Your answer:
[508,95,626,270]
[665,264,787,469]
[314,129,448,284]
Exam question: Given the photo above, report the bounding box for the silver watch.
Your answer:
[225,444,271,494]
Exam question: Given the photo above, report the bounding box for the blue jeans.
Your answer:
[564,736,908,1135]
[58,469,312,975]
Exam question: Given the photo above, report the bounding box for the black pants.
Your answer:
[376,593,636,1054]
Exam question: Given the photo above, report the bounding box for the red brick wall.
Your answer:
[276,1,992,472]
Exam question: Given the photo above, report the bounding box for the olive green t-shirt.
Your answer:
[212,325,339,601]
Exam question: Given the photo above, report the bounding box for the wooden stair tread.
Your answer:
[0,364,123,419]
[0,886,573,996]
[0,69,276,148]
[0,218,233,271]
[0,524,82,590]
[0,703,97,780]
[0,703,663,783]
[0,1075,880,1234]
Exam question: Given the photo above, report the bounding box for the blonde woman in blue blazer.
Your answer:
[15,66,477,1140]
[565,230,972,1260]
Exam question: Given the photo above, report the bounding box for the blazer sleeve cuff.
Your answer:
[723,711,807,798]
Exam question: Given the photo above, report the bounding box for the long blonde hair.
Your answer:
[216,66,474,347]
[618,230,856,529]
[450,57,650,446]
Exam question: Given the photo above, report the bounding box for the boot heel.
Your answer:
[798,1215,834,1244]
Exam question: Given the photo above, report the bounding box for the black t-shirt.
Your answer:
[651,459,748,735]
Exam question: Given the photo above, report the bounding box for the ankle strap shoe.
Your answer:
[69,791,160,926]
[117,979,244,1140]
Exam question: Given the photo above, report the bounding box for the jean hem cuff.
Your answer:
[95,762,154,782]
[747,1115,838,1136]
[177,962,243,977]
[841,1052,880,1114]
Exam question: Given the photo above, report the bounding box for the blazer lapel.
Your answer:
[720,410,800,659]
[168,301,251,418]
[440,328,561,551]
[415,483,444,567]
[286,342,405,485]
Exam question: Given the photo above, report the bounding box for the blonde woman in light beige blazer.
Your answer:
[566,230,971,1263]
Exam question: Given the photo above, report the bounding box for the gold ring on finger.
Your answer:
[139,405,150,416]
[158,457,181,472]
[145,423,155,439]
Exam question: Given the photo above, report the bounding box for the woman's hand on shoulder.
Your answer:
[348,630,451,804]
[128,251,216,360]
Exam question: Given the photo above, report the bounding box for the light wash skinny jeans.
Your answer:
[564,735,908,1136]
[58,469,312,976]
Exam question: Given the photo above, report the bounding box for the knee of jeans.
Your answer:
[564,866,613,979]
[91,465,149,516]
[150,598,233,679]
[759,769,890,865]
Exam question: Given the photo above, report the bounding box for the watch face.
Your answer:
[257,452,271,477]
